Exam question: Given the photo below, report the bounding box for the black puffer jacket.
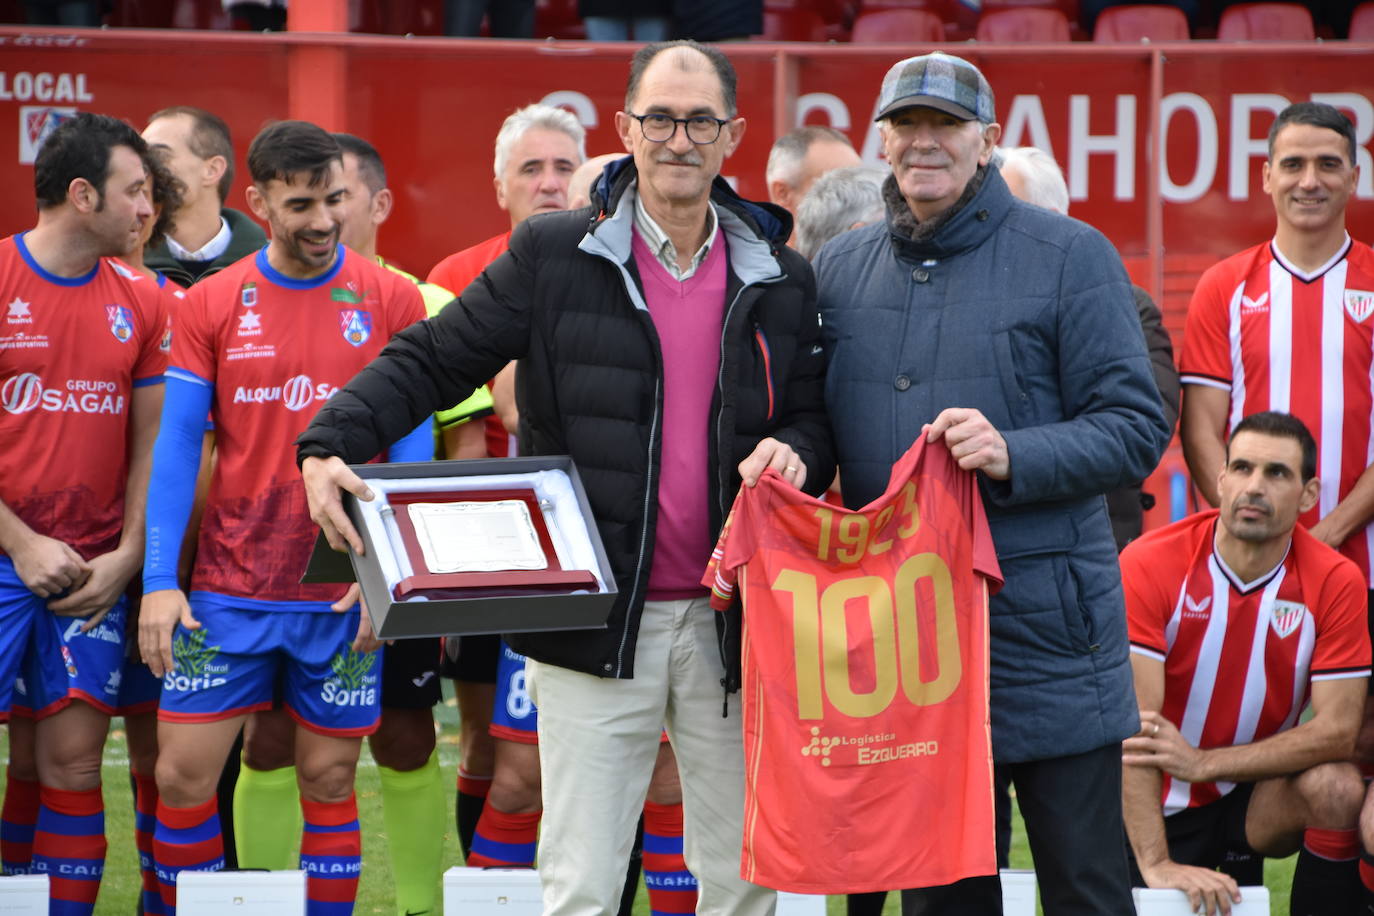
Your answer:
[297,157,833,686]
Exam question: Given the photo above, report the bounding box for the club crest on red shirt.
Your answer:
[339,308,372,347]
[1345,290,1374,324]
[105,304,133,343]
[1270,600,1307,639]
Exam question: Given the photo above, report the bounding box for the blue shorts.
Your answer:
[157,593,382,737]
[0,557,40,718]
[115,654,162,716]
[490,641,537,744]
[1,556,130,720]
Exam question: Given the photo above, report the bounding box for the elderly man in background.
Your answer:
[766,125,861,221]
[794,165,886,261]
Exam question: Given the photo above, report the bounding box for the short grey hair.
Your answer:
[795,165,886,261]
[765,125,853,189]
[997,146,1069,216]
[493,104,587,178]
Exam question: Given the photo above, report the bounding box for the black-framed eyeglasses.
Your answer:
[628,112,731,145]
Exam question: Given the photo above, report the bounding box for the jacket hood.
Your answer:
[591,154,793,246]
[884,163,1014,262]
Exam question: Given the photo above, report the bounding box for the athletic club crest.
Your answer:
[339,308,372,347]
[1270,600,1307,639]
[241,282,257,308]
[105,304,134,343]
[1345,289,1374,324]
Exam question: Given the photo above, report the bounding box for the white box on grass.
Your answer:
[775,890,827,916]
[0,875,48,915]
[1134,886,1269,915]
[1000,868,1037,916]
[174,870,306,915]
[444,866,542,916]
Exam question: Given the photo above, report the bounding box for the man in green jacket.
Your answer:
[142,106,266,287]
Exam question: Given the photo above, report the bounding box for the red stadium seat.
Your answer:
[349,0,385,33]
[171,0,232,30]
[760,9,830,40]
[535,0,585,39]
[109,0,175,27]
[766,0,857,38]
[1216,2,1314,40]
[975,7,1071,40]
[354,0,443,35]
[1093,4,1190,41]
[766,0,857,26]
[858,0,979,37]
[982,0,1079,26]
[851,8,944,40]
[1349,2,1374,38]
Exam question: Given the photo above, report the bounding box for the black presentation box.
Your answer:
[302,456,617,639]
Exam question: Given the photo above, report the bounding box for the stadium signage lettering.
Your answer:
[0,71,93,103]
[791,89,1374,204]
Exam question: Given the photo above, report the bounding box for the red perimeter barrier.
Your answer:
[1,27,1370,526]
[0,29,1370,293]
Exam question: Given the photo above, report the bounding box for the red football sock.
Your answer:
[467,806,540,867]
[34,784,106,915]
[642,800,698,915]
[0,772,39,875]
[455,768,492,860]
[133,771,165,914]
[300,795,362,915]
[153,796,224,914]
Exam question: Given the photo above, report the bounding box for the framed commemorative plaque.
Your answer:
[303,456,616,639]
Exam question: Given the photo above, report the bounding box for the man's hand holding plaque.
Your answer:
[303,456,374,555]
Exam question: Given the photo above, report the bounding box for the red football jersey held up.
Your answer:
[704,438,1002,894]
[0,235,168,559]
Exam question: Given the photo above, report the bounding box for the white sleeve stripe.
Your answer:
[1310,669,1372,682]
[165,367,211,387]
[1129,645,1167,662]
[1181,375,1233,391]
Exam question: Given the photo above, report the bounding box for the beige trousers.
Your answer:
[526,597,777,916]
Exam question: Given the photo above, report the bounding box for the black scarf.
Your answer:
[883,164,989,243]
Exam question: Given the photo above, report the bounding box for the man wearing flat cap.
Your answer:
[814,52,1170,914]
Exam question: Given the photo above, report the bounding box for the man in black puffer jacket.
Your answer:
[297,39,832,916]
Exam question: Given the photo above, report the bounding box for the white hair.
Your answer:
[795,166,887,261]
[997,146,1069,216]
[765,125,853,188]
[493,104,587,178]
